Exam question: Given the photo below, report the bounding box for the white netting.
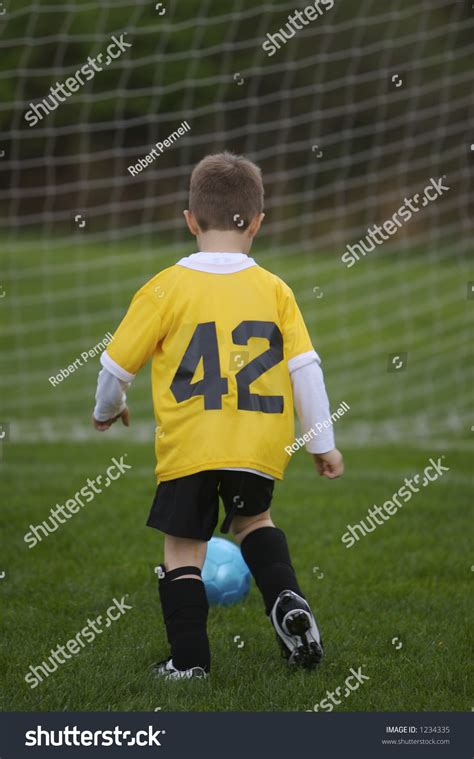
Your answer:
[1,0,472,445]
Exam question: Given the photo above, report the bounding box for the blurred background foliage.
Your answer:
[0,0,472,242]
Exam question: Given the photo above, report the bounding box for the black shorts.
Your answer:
[146,470,275,541]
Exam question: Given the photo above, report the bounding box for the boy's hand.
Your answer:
[313,448,344,479]
[92,407,130,432]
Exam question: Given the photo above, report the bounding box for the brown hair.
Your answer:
[189,151,264,231]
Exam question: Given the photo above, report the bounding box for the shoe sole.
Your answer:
[283,610,324,669]
[153,670,208,681]
[151,663,208,681]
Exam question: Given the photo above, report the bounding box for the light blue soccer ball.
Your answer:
[202,537,251,606]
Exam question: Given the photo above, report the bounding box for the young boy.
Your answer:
[92,152,344,681]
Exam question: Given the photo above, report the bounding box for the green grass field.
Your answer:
[1,244,472,711]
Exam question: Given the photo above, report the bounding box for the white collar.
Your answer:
[176,251,257,274]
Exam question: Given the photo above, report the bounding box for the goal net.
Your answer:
[1,0,472,448]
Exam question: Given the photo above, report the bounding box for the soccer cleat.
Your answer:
[151,657,208,681]
[270,590,324,669]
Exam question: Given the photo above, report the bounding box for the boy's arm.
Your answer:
[91,287,163,430]
[279,279,344,479]
[290,359,344,479]
[93,368,130,430]
[290,358,334,453]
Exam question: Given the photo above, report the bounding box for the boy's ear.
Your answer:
[247,212,265,238]
[183,210,200,236]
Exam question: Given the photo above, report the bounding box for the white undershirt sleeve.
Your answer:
[93,368,130,422]
[290,359,335,454]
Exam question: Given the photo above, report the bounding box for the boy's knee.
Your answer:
[231,512,275,543]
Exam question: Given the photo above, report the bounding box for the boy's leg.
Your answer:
[232,511,323,668]
[156,535,211,675]
[231,511,303,613]
[147,471,221,678]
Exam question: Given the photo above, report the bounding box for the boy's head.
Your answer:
[186,152,264,240]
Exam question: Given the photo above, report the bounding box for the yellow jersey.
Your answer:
[102,253,317,481]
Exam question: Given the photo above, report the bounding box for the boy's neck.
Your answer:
[196,230,252,255]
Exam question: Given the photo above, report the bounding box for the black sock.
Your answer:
[241,526,304,615]
[159,576,210,672]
